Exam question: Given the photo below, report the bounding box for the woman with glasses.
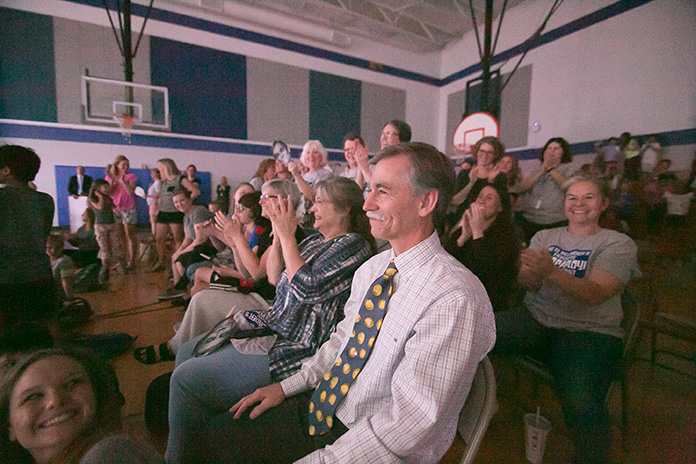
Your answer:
[134,183,283,365]
[165,176,375,463]
[451,136,507,210]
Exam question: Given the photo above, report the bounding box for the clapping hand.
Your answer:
[354,141,369,168]
[488,163,502,182]
[467,203,487,239]
[214,211,243,243]
[287,161,300,177]
[265,195,299,242]
[452,210,472,247]
[520,248,555,280]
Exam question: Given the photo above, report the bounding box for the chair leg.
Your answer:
[650,328,657,364]
[621,374,629,452]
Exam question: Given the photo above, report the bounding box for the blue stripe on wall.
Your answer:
[0,122,346,162]
[150,37,247,139]
[0,8,57,121]
[507,128,696,161]
[441,0,655,85]
[2,122,692,164]
[61,0,656,88]
[309,72,361,149]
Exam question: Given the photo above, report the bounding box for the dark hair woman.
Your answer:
[0,348,161,464]
[447,183,521,312]
[518,137,575,243]
[0,146,56,334]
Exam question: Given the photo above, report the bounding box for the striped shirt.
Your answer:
[249,232,373,381]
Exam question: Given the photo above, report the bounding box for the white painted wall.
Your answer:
[4,0,441,146]
[438,0,696,160]
[3,0,695,207]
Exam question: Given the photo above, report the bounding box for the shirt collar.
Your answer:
[390,232,441,279]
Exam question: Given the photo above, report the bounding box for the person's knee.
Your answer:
[556,381,605,425]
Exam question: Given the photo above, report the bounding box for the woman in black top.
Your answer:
[447,182,521,312]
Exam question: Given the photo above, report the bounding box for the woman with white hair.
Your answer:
[287,140,332,202]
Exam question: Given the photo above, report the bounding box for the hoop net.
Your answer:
[113,113,139,144]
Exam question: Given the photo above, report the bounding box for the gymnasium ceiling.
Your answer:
[165,0,524,53]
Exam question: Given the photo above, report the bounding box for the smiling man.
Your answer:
[197,142,495,464]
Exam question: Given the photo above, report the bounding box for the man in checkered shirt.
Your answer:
[201,142,496,463]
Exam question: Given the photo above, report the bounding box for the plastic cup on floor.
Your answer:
[524,412,551,464]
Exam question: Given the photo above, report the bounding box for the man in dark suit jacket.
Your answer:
[68,166,93,198]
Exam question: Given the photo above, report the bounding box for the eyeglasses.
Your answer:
[234,204,249,211]
[260,194,279,200]
[381,131,399,138]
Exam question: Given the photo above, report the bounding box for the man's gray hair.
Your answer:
[378,142,456,233]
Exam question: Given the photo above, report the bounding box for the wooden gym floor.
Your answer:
[75,233,695,463]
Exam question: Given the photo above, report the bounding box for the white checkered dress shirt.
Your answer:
[281,233,496,463]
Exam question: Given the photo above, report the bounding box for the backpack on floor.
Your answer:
[62,332,136,359]
[56,297,94,331]
[145,372,172,436]
[73,263,102,293]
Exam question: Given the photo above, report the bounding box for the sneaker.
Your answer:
[158,287,186,301]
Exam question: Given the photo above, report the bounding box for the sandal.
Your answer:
[133,343,175,365]
[150,263,165,272]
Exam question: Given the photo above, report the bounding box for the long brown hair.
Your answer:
[0,348,124,464]
[315,177,376,254]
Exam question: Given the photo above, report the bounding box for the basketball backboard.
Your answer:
[81,75,170,131]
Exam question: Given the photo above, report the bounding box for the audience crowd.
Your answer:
[1,121,694,463]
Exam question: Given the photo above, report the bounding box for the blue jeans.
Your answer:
[184,260,212,282]
[494,308,622,464]
[165,336,271,463]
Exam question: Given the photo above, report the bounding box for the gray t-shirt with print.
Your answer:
[524,227,641,338]
[522,163,574,224]
[184,205,214,240]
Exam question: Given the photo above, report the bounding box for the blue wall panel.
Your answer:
[0,8,57,122]
[150,37,246,139]
[54,165,212,227]
[309,72,361,150]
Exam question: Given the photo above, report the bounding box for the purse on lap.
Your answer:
[192,312,275,357]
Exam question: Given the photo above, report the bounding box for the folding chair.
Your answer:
[457,356,497,464]
[510,290,641,451]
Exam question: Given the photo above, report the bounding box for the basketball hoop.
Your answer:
[452,112,499,155]
[113,112,138,144]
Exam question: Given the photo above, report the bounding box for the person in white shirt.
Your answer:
[195,142,496,464]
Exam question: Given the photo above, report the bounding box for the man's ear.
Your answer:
[8,424,16,442]
[418,190,439,218]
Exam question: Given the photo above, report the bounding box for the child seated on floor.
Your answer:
[63,208,100,268]
[46,234,77,301]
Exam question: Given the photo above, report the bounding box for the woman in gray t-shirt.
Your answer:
[495,173,640,464]
[152,158,201,272]
[518,137,574,243]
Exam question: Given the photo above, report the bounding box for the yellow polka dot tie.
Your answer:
[308,260,397,436]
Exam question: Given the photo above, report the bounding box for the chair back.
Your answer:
[457,356,497,464]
